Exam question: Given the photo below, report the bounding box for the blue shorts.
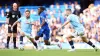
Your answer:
[37,27,50,40]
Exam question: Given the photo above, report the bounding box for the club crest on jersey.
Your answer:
[12,15,15,18]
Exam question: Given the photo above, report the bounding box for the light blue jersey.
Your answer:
[67,14,84,32]
[18,17,33,34]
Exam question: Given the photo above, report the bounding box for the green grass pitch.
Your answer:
[0,49,100,56]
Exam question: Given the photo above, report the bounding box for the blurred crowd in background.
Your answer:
[0,1,100,49]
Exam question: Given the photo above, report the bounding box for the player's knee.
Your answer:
[8,33,11,37]
[13,34,17,37]
[20,32,25,36]
[82,37,88,42]
[35,36,39,40]
[67,37,72,41]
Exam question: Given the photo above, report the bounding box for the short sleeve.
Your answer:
[67,15,71,21]
[17,18,22,22]
[18,11,21,18]
[6,11,11,18]
[40,12,46,19]
[30,18,34,22]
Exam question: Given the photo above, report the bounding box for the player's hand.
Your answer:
[37,26,41,32]
[11,27,13,31]
[57,27,61,32]
[8,24,11,27]
[6,21,9,24]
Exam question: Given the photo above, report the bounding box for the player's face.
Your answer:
[13,3,18,11]
[66,10,71,16]
[38,8,41,15]
[25,12,30,18]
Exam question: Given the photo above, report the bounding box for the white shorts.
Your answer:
[22,31,34,38]
[72,30,84,37]
[63,30,84,38]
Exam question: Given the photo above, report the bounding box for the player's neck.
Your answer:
[26,17,30,19]
[13,9,17,11]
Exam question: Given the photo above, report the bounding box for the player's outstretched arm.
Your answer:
[30,22,35,25]
[11,21,19,30]
[58,20,70,31]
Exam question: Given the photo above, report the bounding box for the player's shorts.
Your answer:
[21,31,34,38]
[8,25,17,33]
[24,32,33,38]
[37,27,50,40]
[72,29,84,37]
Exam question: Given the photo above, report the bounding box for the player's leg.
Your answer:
[81,36,98,51]
[78,31,98,51]
[65,30,76,52]
[13,33,17,49]
[19,31,25,49]
[6,26,12,49]
[44,34,50,45]
[51,29,62,49]
[28,38,38,49]
[24,33,38,49]
[6,33,11,49]
[12,26,18,49]
[67,35,75,52]
[35,28,44,49]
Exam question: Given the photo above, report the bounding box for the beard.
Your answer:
[38,11,42,15]
[26,16,30,19]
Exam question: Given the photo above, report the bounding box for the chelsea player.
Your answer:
[35,7,62,49]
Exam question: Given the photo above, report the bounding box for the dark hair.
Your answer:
[25,10,30,13]
[39,6,45,11]
[66,9,71,12]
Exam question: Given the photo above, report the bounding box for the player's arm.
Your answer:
[11,20,19,31]
[31,22,35,25]
[12,21,19,28]
[18,11,21,18]
[58,20,70,30]
[11,18,21,30]
[40,19,45,27]
[6,11,11,24]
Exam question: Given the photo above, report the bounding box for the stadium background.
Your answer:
[0,0,100,49]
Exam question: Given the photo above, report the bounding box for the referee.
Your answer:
[6,3,21,49]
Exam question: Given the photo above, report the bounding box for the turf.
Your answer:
[0,49,100,56]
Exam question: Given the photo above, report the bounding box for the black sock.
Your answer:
[7,36,10,48]
[13,37,16,48]
[33,42,38,48]
[20,36,23,44]
[69,40,74,49]
[87,41,95,48]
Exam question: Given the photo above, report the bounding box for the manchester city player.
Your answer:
[58,9,98,52]
[11,10,38,50]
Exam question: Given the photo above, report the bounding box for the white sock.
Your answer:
[51,41,60,45]
[35,40,41,48]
